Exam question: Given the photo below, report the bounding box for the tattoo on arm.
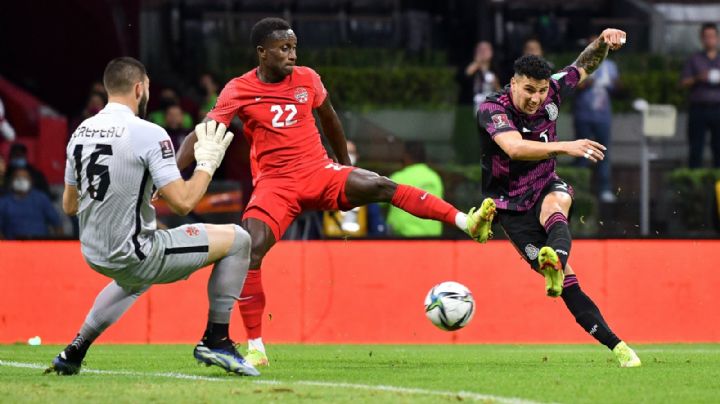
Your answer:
[573,38,609,76]
[546,151,559,159]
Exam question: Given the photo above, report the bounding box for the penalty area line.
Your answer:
[0,359,546,404]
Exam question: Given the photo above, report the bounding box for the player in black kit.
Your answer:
[472,28,641,367]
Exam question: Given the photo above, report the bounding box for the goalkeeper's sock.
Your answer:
[544,212,571,269]
[202,322,230,347]
[390,184,459,228]
[238,269,265,340]
[561,275,621,350]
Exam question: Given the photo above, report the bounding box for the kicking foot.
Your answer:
[538,246,564,297]
[245,348,270,367]
[193,340,260,376]
[467,198,496,243]
[613,341,642,368]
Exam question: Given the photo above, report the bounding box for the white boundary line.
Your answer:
[0,360,545,404]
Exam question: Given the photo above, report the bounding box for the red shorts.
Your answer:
[243,160,355,241]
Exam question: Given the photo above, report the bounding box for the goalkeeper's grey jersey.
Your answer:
[65,103,182,268]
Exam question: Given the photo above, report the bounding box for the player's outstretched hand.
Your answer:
[564,139,606,163]
[193,120,234,176]
[599,28,627,51]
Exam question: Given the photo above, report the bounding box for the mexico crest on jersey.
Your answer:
[294,87,309,103]
[545,103,558,121]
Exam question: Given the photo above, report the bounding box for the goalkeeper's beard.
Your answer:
[137,91,149,119]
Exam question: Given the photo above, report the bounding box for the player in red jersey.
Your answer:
[176,17,492,366]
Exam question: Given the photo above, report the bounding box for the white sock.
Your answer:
[455,212,468,231]
[248,337,265,353]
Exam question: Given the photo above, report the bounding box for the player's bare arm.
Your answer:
[494,131,606,163]
[574,28,626,82]
[176,131,199,171]
[316,97,351,166]
[157,172,212,216]
[62,184,79,216]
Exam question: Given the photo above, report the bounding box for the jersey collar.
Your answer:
[103,102,135,115]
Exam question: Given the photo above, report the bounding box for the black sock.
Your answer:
[202,322,230,346]
[561,275,621,350]
[544,212,571,268]
[65,334,91,362]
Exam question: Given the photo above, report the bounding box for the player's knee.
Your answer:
[370,176,397,200]
[228,224,251,256]
[249,234,271,266]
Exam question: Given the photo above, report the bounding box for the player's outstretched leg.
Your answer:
[538,246,564,297]
[46,281,147,375]
[195,224,259,376]
[467,197,496,243]
[561,273,641,367]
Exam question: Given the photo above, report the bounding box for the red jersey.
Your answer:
[207,66,329,180]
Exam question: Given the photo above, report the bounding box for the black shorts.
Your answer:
[496,179,573,271]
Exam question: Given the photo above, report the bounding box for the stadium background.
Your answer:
[1,0,719,345]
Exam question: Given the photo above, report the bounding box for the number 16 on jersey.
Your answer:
[73,144,113,201]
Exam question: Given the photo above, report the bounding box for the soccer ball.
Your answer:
[424,281,475,331]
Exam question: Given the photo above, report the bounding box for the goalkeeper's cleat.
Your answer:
[613,341,642,368]
[45,346,85,375]
[467,198,496,243]
[245,348,270,367]
[538,246,564,297]
[193,341,260,376]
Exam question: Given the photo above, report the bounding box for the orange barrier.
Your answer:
[1,240,718,344]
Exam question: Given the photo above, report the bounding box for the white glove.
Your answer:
[193,120,234,176]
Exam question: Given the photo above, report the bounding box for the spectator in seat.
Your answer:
[70,91,107,133]
[148,88,194,129]
[164,104,191,150]
[0,167,61,239]
[5,143,51,198]
[466,41,501,113]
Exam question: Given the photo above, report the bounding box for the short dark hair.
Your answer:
[701,22,718,35]
[103,57,147,95]
[513,55,552,81]
[250,17,292,47]
[404,141,427,163]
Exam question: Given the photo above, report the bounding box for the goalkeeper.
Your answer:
[46,57,258,377]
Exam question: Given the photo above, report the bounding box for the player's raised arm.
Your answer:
[316,97,351,166]
[161,120,234,215]
[573,28,626,83]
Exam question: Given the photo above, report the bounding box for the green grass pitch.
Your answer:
[1,344,719,403]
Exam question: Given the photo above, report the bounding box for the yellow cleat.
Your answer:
[467,198,496,243]
[538,246,564,297]
[245,348,270,367]
[613,341,642,368]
